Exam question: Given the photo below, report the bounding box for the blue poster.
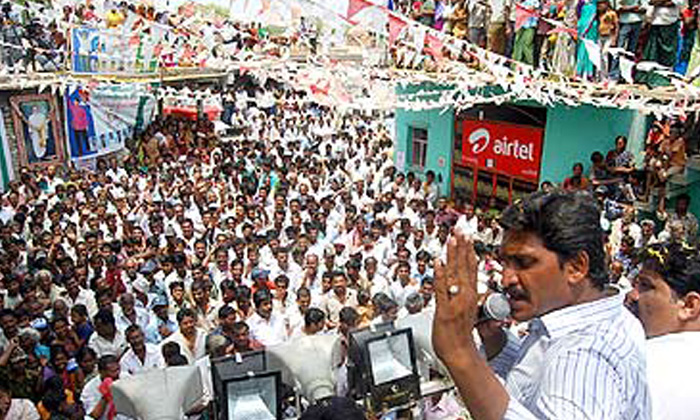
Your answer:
[71,27,100,73]
[65,87,97,158]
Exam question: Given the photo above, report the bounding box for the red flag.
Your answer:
[425,34,443,59]
[310,79,330,96]
[388,14,407,44]
[515,3,538,31]
[180,1,196,18]
[347,0,373,20]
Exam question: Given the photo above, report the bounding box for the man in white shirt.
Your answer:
[120,325,164,376]
[89,309,127,358]
[321,271,358,328]
[115,293,151,334]
[390,262,420,308]
[81,355,133,420]
[0,383,39,420]
[160,308,208,364]
[60,276,98,317]
[247,289,288,347]
[627,243,700,420]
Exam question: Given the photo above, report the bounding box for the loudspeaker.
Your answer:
[112,366,203,420]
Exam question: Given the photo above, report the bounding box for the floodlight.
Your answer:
[211,350,266,418]
[348,324,420,412]
[222,371,282,420]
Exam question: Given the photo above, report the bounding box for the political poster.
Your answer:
[10,94,65,169]
[71,27,160,75]
[65,83,157,161]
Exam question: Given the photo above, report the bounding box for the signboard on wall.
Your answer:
[460,120,544,182]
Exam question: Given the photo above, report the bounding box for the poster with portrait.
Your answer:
[10,94,64,168]
[71,26,160,75]
[65,83,157,162]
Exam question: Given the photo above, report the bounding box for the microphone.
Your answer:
[477,293,511,323]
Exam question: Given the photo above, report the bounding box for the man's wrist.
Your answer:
[441,339,482,372]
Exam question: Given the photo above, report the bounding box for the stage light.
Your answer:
[222,371,282,420]
[211,350,267,419]
[348,324,420,412]
[266,334,339,403]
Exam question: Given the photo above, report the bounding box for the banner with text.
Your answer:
[65,83,157,161]
[71,27,161,75]
[460,119,544,182]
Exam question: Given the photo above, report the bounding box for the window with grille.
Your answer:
[410,127,428,168]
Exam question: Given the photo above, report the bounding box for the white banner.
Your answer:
[65,83,157,161]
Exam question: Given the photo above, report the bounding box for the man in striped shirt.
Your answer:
[432,191,651,420]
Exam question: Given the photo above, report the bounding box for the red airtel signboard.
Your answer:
[460,119,544,182]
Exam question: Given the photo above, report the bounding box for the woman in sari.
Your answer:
[550,0,579,76]
[576,0,599,79]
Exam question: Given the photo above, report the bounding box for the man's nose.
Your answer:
[501,267,518,289]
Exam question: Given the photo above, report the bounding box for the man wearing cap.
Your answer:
[250,268,276,295]
[640,219,659,248]
[627,243,700,419]
[145,295,177,344]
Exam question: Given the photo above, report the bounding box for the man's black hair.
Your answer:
[641,243,700,296]
[500,190,608,289]
[97,355,118,371]
[176,308,197,324]
[253,288,272,308]
[304,307,326,327]
[93,308,115,326]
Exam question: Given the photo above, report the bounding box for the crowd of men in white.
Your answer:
[0,86,699,420]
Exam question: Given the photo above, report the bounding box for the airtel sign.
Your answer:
[460,120,544,181]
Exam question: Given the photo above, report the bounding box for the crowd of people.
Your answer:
[3,0,700,88]
[558,114,699,217]
[0,74,698,419]
[394,0,700,83]
[0,0,293,74]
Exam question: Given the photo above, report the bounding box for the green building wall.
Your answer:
[394,107,454,197]
[540,105,645,184]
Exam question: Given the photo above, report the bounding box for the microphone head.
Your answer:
[482,293,511,321]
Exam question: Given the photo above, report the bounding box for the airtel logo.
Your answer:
[468,128,490,155]
[466,127,536,161]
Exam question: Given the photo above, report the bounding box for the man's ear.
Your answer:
[565,251,590,287]
[678,292,700,323]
